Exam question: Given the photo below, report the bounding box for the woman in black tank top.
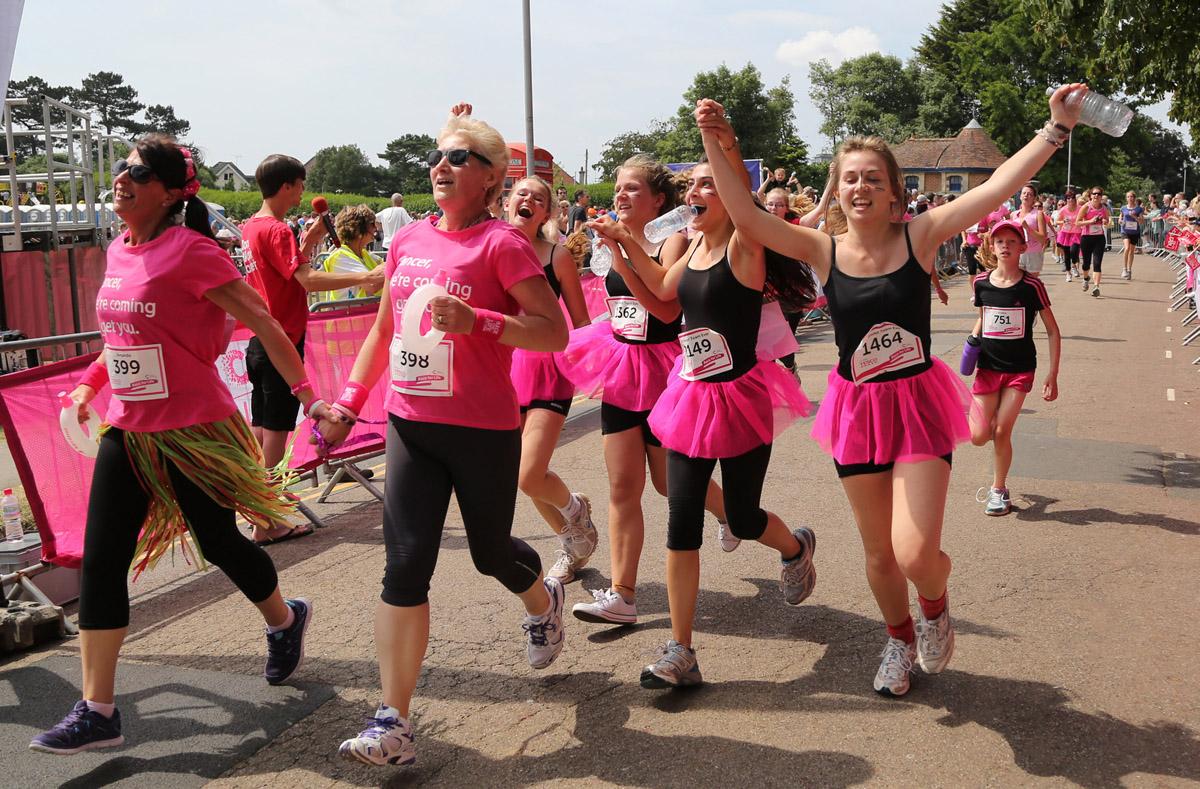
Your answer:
[590,160,819,687]
[506,177,598,586]
[696,86,1086,696]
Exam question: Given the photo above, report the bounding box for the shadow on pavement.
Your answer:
[1124,451,1200,490]
[1017,494,1199,535]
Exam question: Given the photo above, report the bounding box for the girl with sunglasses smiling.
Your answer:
[316,104,569,768]
[31,135,325,755]
[1075,187,1109,296]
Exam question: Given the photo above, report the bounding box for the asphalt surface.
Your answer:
[2,248,1198,788]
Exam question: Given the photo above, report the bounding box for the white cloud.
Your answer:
[775,27,882,68]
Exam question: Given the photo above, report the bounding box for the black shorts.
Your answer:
[247,334,305,431]
[1122,232,1141,245]
[834,452,952,479]
[600,401,662,447]
[520,398,573,417]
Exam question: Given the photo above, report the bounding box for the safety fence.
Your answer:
[1152,224,1200,357]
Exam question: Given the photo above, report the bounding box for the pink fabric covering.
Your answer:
[811,357,971,465]
[511,349,575,405]
[649,358,811,459]
[756,301,800,361]
[557,320,679,412]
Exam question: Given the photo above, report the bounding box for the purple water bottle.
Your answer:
[960,335,982,375]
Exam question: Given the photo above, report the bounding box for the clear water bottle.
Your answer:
[644,205,699,244]
[1046,86,1133,137]
[2,488,22,543]
[589,237,613,278]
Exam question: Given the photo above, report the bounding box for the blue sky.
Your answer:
[8,1,1187,182]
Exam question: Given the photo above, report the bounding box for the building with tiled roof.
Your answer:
[893,120,1008,194]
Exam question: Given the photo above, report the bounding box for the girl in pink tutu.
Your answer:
[506,176,597,583]
[558,154,726,627]
[696,84,1086,696]
[590,159,818,688]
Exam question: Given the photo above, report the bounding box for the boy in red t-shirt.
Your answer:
[243,155,385,543]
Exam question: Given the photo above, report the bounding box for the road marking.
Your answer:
[1166,350,1173,359]
[1167,388,1176,401]
[1166,326,1172,333]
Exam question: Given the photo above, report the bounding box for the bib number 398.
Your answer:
[106,344,168,401]
[390,336,453,397]
[850,322,925,384]
[678,327,733,381]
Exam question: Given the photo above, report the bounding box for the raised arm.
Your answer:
[797,166,835,229]
[910,83,1086,258]
[588,217,686,316]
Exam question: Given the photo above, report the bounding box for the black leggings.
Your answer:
[381,415,540,607]
[1058,243,1079,270]
[962,244,979,276]
[1080,235,1105,272]
[666,444,771,551]
[79,429,278,630]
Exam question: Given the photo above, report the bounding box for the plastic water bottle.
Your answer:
[644,205,699,244]
[1046,86,1133,137]
[2,489,22,543]
[589,237,613,278]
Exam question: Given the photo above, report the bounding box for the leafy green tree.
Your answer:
[379,133,436,193]
[306,145,381,195]
[3,77,74,156]
[74,71,144,136]
[141,104,190,139]
[808,55,922,144]
[1104,149,1158,198]
[593,128,663,180]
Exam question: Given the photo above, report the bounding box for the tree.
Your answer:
[378,133,436,194]
[141,104,190,139]
[306,144,380,195]
[593,128,663,180]
[74,71,144,136]
[1027,0,1200,146]
[808,54,922,144]
[1104,149,1158,198]
[3,77,74,157]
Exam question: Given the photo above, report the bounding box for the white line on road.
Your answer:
[1166,350,1173,358]
[1166,326,1173,333]
[1167,388,1176,401]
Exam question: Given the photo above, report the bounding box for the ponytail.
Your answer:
[184,196,215,240]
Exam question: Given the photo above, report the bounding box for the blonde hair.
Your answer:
[334,204,376,243]
[617,153,679,216]
[824,201,848,235]
[509,175,558,243]
[977,232,999,270]
[831,136,905,220]
[437,114,509,205]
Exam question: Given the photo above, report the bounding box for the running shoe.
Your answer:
[873,637,916,697]
[338,705,416,766]
[916,602,956,674]
[571,587,637,624]
[716,519,741,552]
[560,493,599,563]
[29,701,124,755]
[523,577,565,669]
[1092,287,1100,297]
[981,486,1011,516]
[1072,266,1081,278]
[640,640,703,689]
[1121,269,1130,279]
[264,598,312,685]
[779,527,817,606]
[547,550,580,584]
[1064,272,1072,283]
[1082,277,1090,292]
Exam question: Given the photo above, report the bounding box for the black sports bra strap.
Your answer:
[903,222,914,260]
[829,233,837,269]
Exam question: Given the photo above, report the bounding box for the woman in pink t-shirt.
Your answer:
[316,106,568,768]
[31,136,327,756]
[1075,186,1110,296]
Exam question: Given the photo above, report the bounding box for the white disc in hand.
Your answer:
[401,283,449,355]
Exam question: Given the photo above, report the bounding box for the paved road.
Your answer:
[4,248,1198,787]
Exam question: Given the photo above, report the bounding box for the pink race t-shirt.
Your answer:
[97,226,243,432]
[385,216,545,430]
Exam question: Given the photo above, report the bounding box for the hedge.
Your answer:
[198,188,437,219]
[558,182,614,208]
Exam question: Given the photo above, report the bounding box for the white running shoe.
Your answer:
[561,493,599,564]
[640,640,703,689]
[716,520,741,552]
[338,705,416,766]
[779,527,817,606]
[873,637,916,697]
[1121,269,1130,279]
[523,577,565,669]
[547,550,579,584]
[571,587,637,624]
[979,486,1011,516]
[1064,271,1072,283]
[916,601,955,674]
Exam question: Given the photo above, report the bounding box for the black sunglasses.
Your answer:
[112,159,157,184]
[426,148,492,168]
[1091,191,1103,197]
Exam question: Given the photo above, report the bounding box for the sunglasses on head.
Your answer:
[426,148,492,168]
[112,159,157,184]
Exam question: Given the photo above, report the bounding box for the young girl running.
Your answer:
[1119,190,1144,279]
[558,155,728,626]
[1055,191,1081,282]
[589,159,817,688]
[1010,184,1049,278]
[967,220,1061,516]
[506,176,598,583]
[695,84,1084,696]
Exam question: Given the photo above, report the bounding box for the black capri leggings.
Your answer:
[1058,242,1079,270]
[666,444,772,551]
[1079,234,1105,272]
[80,428,279,630]
[381,415,541,607]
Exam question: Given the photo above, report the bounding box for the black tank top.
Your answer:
[605,252,682,345]
[824,224,933,383]
[542,249,562,299]
[675,242,760,382]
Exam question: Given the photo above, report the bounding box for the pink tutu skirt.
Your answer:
[648,358,812,459]
[511,349,575,406]
[811,356,971,465]
[557,320,680,412]
[756,301,800,361]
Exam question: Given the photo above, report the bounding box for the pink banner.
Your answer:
[0,305,389,569]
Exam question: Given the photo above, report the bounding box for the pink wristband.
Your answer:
[304,398,327,419]
[78,361,109,392]
[470,308,505,341]
[290,378,313,397]
[336,381,369,415]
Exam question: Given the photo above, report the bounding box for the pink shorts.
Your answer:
[972,368,1035,395]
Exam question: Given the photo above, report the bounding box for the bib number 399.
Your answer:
[106,344,168,401]
[850,322,925,384]
[390,336,453,397]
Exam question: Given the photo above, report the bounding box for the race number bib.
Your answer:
[678,327,733,381]
[605,296,648,341]
[1122,218,1139,233]
[106,344,168,401]
[982,306,1026,339]
[850,322,925,384]
[390,335,453,397]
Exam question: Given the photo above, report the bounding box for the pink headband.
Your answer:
[179,146,200,199]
